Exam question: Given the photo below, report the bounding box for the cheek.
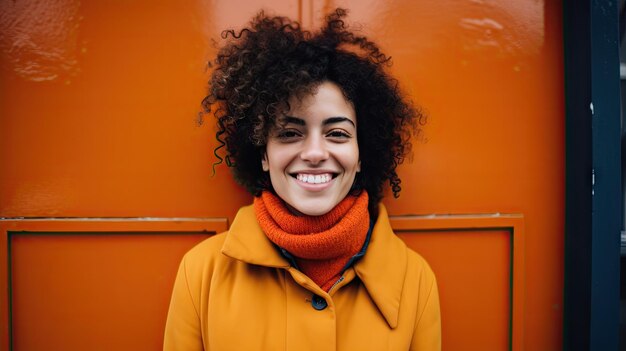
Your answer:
[350,158,360,173]
[346,145,360,172]
[265,145,292,170]
[337,156,360,174]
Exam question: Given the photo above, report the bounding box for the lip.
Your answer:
[290,169,338,176]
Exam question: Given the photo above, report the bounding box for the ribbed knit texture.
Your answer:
[254,191,370,292]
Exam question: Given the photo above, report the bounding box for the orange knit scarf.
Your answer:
[253,191,370,292]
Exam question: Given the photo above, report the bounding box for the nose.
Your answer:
[300,135,329,164]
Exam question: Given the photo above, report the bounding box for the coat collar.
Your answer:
[221,204,290,268]
[221,203,407,329]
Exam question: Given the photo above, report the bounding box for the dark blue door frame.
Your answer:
[563,0,622,350]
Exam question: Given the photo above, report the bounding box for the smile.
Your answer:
[295,173,334,184]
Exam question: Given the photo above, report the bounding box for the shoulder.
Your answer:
[405,247,437,286]
[373,204,437,283]
[179,232,229,273]
[371,204,437,300]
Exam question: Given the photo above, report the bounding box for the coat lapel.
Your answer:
[353,205,407,329]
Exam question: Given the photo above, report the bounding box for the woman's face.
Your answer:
[262,81,360,216]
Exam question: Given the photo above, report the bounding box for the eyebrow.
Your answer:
[284,116,305,126]
[284,115,356,127]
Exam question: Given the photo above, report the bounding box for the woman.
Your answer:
[164,8,440,351]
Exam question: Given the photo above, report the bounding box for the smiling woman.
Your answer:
[164,8,440,351]
[263,81,361,216]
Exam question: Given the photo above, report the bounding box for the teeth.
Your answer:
[297,173,332,184]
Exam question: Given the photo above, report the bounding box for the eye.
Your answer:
[274,128,303,141]
[326,129,352,139]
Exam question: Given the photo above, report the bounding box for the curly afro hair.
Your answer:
[202,8,425,216]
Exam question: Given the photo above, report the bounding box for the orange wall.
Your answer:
[1,0,564,349]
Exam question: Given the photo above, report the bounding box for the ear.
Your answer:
[357,159,361,172]
[262,153,269,172]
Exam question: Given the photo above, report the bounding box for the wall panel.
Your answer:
[1,219,225,350]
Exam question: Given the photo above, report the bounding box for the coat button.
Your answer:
[311,294,327,310]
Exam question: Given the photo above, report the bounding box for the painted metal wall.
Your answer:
[0,0,564,350]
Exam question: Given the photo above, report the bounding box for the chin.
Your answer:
[298,207,332,217]
[289,199,338,217]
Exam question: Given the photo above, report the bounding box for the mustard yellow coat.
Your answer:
[163,204,441,351]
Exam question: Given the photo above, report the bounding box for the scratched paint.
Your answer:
[312,0,544,65]
[0,0,81,81]
[460,0,545,56]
